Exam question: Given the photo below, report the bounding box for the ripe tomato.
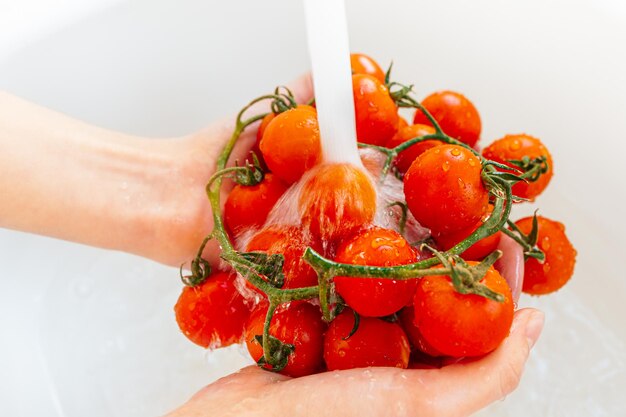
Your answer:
[398,306,442,357]
[224,173,288,238]
[260,106,322,183]
[246,225,322,289]
[404,144,489,235]
[249,112,276,169]
[245,301,326,377]
[482,134,554,201]
[433,204,502,261]
[413,91,481,147]
[324,309,410,370]
[397,115,409,130]
[174,271,251,348]
[386,124,441,176]
[299,163,376,243]
[334,226,419,317]
[515,216,576,295]
[413,263,514,357]
[352,74,399,146]
[350,52,386,83]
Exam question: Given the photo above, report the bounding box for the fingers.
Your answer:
[419,308,545,417]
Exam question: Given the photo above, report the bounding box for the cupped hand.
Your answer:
[153,74,314,267]
[166,308,544,417]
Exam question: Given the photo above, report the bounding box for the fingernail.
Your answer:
[525,311,545,349]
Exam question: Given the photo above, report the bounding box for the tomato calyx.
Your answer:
[179,236,212,287]
[508,155,550,183]
[237,252,286,288]
[502,212,546,262]
[425,245,506,302]
[269,86,299,114]
[253,333,295,372]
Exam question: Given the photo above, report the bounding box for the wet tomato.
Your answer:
[398,306,442,357]
[245,301,326,377]
[413,264,514,357]
[174,271,251,348]
[299,163,376,243]
[353,74,399,146]
[386,123,441,176]
[224,173,288,238]
[404,144,489,235]
[433,204,502,261]
[413,91,481,147]
[260,106,322,183]
[482,134,553,201]
[515,216,576,295]
[246,225,322,289]
[334,226,419,317]
[350,52,385,83]
[324,309,410,370]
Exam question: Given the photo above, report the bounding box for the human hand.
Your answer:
[152,74,314,267]
[166,308,543,417]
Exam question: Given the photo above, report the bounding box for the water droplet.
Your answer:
[543,263,551,273]
[509,140,521,151]
[468,158,476,167]
[451,148,461,156]
[338,350,346,357]
[458,177,465,189]
[441,161,450,172]
[542,236,551,251]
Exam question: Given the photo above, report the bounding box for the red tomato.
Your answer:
[353,74,399,146]
[386,124,441,176]
[433,204,502,261]
[174,271,251,348]
[245,302,326,377]
[249,112,276,169]
[515,216,577,295]
[299,163,376,243]
[334,226,419,317]
[413,264,514,357]
[350,53,386,83]
[404,144,489,235]
[398,306,442,357]
[482,134,554,201]
[246,225,322,289]
[260,106,322,183]
[413,91,481,147]
[224,173,288,238]
[397,115,409,130]
[324,309,410,370]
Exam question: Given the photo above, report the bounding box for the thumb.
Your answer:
[431,308,545,417]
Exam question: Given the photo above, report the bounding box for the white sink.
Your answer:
[1,0,625,416]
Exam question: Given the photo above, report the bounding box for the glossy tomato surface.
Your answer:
[515,216,577,295]
[245,302,326,377]
[413,90,481,147]
[174,271,251,348]
[404,144,489,235]
[386,123,440,176]
[482,134,553,201]
[350,52,385,82]
[352,74,399,146]
[413,264,514,357]
[324,309,410,371]
[224,173,288,238]
[334,226,419,317]
[260,106,321,183]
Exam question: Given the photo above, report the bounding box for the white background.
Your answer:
[1,0,625,416]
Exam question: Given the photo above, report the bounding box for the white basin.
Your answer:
[1,0,625,416]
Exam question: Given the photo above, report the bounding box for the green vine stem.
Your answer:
[189,84,549,369]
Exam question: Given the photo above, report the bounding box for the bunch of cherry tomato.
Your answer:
[174,53,577,377]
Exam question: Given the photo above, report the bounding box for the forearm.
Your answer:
[0,91,214,265]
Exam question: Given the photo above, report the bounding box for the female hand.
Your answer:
[166,308,544,417]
